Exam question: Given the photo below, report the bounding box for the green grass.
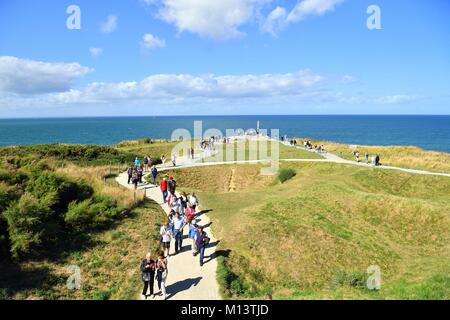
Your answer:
[203,140,323,162]
[165,162,450,300]
[0,200,166,300]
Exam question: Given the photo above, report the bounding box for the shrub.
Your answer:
[3,193,54,258]
[331,271,368,289]
[217,256,247,297]
[26,172,93,214]
[65,195,122,230]
[278,168,296,183]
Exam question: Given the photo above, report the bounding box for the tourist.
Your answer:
[185,204,196,224]
[189,192,198,212]
[143,156,149,172]
[160,223,171,258]
[196,226,210,267]
[168,210,175,235]
[180,192,188,215]
[138,164,143,183]
[188,221,199,255]
[168,176,177,194]
[355,150,360,162]
[191,147,195,159]
[155,252,168,300]
[132,167,139,190]
[140,252,156,299]
[365,152,369,164]
[161,154,166,166]
[170,194,181,214]
[173,212,186,254]
[172,154,177,167]
[151,165,158,186]
[127,166,133,184]
[375,155,380,166]
[160,177,168,203]
[135,157,140,168]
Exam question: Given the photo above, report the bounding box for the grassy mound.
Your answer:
[174,162,450,299]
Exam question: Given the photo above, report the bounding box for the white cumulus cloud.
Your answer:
[100,15,118,33]
[141,33,166,49]
[287,0,344,22]
[262,6,287,36]
[148,0,270,40]
[0,56,93,95]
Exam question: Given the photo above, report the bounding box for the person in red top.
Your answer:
[160,177,168,203]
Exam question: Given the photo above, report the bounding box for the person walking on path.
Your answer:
[151,165,158,186]
[365,152,369,164]
[160,177,168,203]
[138,165,143,183]
[188,222,199,255]
[172,154,177,167]
[160,222,171,257]
[189,192,198,212]
[143,156,149,172]
[135,157,140,168]
[173,212,186,254]
[140,252,156,299]
[196,226,210,267]
[180,192,188,215]
[127,166,133,184]
[132,167,139,190]
[155,253,168,300]
[168,176,177,194]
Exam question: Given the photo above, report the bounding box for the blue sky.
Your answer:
[0,0,449,117]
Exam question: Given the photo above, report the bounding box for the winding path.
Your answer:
[115,140,449,300]
[116,163,221,300]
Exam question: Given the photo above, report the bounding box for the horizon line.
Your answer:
[1,114,449,120]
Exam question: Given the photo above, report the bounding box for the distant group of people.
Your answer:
[127,157,159,190]
[136,159,211,300]
[353,150,381,166]
[303,140,325,153]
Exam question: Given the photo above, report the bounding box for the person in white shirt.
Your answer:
[160,223,171,257]
[189,193,198,211]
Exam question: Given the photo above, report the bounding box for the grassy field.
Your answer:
[164,162,450,300]
[203,140,323,162]
[116,140,178,160]
[296,138,450,173]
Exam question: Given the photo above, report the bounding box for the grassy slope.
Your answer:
[0,201,166,300]
[0,152,165,300]
[164,162,450,300]
[296,138,450,173]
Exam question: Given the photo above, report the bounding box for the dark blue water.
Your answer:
[0,115,449,153]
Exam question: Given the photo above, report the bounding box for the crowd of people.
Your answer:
[132,155,211,300]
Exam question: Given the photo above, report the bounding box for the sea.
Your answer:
[0,115,449,153]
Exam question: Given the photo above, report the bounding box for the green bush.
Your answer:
[278,168,296,183]
[65,195,122,230]
[26,172,93,214]
[3,193,54,258]
[92,290,111,300]
[0,144,136,165]
[331,271,368,289]
[217,256,248,297]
